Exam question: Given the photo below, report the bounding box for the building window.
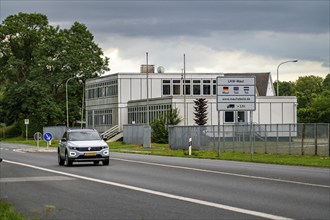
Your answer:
[88,89,94,99]
[213,80,217,95]
[86,79,118,100]
[128,104,172,124]
[87,111,93,127]
[162,80,171,95]
[183,80,191,95]
[203,80,211,95]
[173,80,181,95]
[225,112,234,123]
[97,87,103,98]
[94,109,112,126]
[193,80,201,95]
[237,111,246,123]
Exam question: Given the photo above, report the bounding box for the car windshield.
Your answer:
[68,131,101,141]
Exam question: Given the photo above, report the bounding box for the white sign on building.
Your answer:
[216,76,256,111]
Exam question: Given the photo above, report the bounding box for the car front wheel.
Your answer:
[58,153,65,166]
[103,159,109,166]
[65,152,73,167]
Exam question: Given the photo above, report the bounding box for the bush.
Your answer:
[1,123,22,138]
[151,108,182,144]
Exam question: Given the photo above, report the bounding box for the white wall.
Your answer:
[86,73,297,132]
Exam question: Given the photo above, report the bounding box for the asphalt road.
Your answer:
[0,142,329,220]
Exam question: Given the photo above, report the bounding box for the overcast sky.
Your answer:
[1,0,329,81]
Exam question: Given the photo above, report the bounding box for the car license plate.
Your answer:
[85,152,97,156]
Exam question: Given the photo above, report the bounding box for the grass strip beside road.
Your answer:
[0,202,25,220]
[110,142,330,168]
[1,138,329,168]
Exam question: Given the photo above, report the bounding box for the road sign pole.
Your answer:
[26,124,28,141]
[24,119,29,141]
[218,110,221,159]
[43,132,53,149]
[250,111,253,161]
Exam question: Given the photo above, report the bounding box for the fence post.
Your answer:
[276,124,279,154]
[232,124,235,152]
[218,111,221,158]
[314,123,318,156]
[289,124,292,155]
[328,123,330,157]
[301,123,305,155]
[223,124,226,152]
[243,124,246,153]
[264,124,268,154]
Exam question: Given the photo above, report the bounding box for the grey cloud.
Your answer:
[1,0,328,68]
[2,1,329,37]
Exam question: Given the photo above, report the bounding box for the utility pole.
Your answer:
[183,54,186,125]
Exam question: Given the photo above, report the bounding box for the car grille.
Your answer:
[77,155,104,159]
[77,147,103,152]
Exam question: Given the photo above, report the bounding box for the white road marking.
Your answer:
[3,159,292,220]
[112,157,330,189]
[0,176,75,183]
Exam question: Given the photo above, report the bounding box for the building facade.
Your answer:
[85,66,297,133]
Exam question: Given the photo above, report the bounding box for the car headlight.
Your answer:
[103,150,109,156]
[69,146,77,150]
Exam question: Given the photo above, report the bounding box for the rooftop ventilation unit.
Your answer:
[140,65,154,73]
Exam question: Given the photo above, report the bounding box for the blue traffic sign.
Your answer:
[43,132,53,142]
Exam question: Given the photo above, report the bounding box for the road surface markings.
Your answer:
[112,157,330,189]
[0,176,75,183]
[4,159,292,220]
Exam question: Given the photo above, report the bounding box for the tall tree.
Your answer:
[295,75,323,108]
[322,73,330,91]
[193,98,208,125]
[0,13,109,135]
[274,81,295,96]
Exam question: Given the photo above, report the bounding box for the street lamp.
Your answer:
[276,59,298,96]
[66,75,82,127]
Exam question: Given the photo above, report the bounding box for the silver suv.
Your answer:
[58,129,109,166]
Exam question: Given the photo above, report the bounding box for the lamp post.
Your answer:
[66,76,81,127]
[276,60,298,96]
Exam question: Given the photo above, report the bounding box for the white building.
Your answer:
[85,65,297,133]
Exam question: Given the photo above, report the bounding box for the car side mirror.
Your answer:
[61,138,67,142]
[0,158,2,162]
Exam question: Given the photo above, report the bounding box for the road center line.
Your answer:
[3,159,292,220]
[112,157,330,189]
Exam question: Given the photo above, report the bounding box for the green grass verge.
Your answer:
[1,138,329,168]
[109,141,330,168]
[0,202,25,220]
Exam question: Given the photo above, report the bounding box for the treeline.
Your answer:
[274,74,330,123]
[0,13,109,136]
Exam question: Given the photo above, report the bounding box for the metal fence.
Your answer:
[123,124,151,147]
[168,124,330,156]
[43,126,67,140]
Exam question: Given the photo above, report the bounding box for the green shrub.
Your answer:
[1,123,22,138]
[151,108,182,143]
